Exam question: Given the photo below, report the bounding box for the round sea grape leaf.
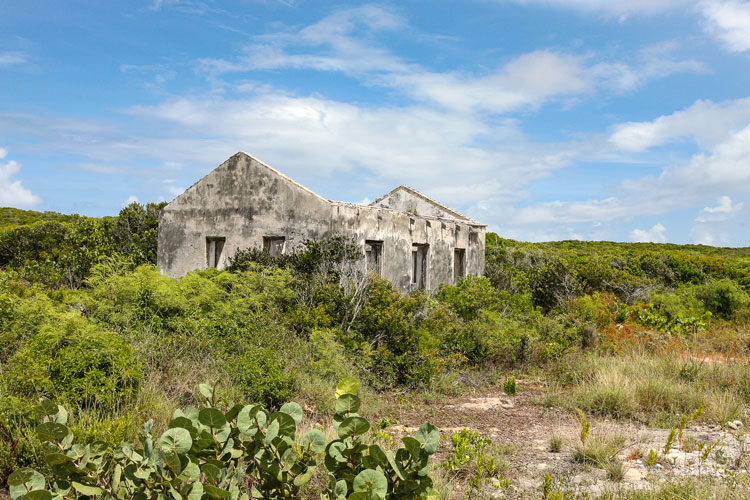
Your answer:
[353,469,387,499]
[179,461,201,482]
[335,394,361,415]
[263,419,279,445]
[39,399,58,417]
[201,463,222,484]
[335,377,359,398]
[52,406,68,425]
[401,437,421,456]
[236,405,261,435]
[224,403,244,421]
[198,383,214,401]
[270,411,296,438]
[334,479,348,498]
[302,429,326,454]
[368,445,387,466]
[214,422,231,444]
[337,416,370,439]
[293,467,314,487]
[71,482,103,497]
[43,453,72,465]
[36,422,69,442]
[326,440,347,463]
[9,468,46,500]
[279,402,303,425]
[415,423,440,455]
[186,481,204,500]
[158,427,193,454]
[203,484,231,499]
[158,448,182,474]
[20,491,52,500]
[169,416,196,433]
[198,408,227,428]
[386,450,406,480]
[348,493,377,500]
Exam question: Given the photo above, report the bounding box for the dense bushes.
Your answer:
[1,222,749,490]
[9,380,440,500]
[0,202,164,288]
[5,314,142,410]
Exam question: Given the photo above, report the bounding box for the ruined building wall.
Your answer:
[369,186,469,221]
[158,152,486,292]
[330,203,485,293]
[158,153,333,278]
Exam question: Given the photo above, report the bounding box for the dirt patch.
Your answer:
[384,382,749,497]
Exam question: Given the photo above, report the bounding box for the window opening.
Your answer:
[365,240,383,276]
[263,236,285,257]
[206,237,226,268]
[411,244,428,289]
[454,248,466,283]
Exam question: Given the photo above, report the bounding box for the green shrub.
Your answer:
[4,313,142,410]
[226,346,297,410]
[437,276,500,321]
[9,379,440,500]
[441,428,509,489]
[696,279,749,319]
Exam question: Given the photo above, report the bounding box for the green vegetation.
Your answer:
[8,379,439,500]
[0,203,164,287]
[2,214,750,497]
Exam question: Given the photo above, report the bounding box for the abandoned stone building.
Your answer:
[157,152,486,292]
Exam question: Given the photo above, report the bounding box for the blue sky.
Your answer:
[2,0,750,245]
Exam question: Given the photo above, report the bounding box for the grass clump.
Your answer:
[549,433,564,453]
[441,428,510,490]
[562,352,750,423]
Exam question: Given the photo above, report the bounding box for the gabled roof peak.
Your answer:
[369,184,478,224]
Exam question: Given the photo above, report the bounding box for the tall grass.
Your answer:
[555,350,750,423]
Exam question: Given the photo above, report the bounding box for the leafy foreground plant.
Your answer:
[7,378,440,500]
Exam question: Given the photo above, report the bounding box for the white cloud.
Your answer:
[124,92,581,205]
[609,98,750,151]
[198,6,699,115]
[503,0,696,18]
[690,195,748,244]
[0,51,29,67]
[700,0,750,52]
[515,122,750,230]
[630,223,668,242]
[694,195,744,221]
[0,152,41,208]
[592,42,706,93]
[122,195,140,207]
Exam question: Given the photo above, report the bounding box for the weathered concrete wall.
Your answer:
[158,153,333,278]
[158,152,486,292]
[330,202,485,293]
[370,186,469,221]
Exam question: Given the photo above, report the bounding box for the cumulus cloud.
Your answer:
[609,98,750,152]
[694,195,744,222]
[700,0,750,52]
[515,122,750,230]
[198,6,700,115]
[690,195,748,244]
[122,195,140,207]
[0,150,41,208]
[630,223,668,243]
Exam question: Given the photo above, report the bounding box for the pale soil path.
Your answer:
[385,381,747,497]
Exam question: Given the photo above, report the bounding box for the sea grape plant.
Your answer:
[7,378,439,500]
[322,377,440,500]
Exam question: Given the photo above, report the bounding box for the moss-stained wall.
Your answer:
[158,152,485,292]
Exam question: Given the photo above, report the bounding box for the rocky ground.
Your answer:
[387,381,749,498]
